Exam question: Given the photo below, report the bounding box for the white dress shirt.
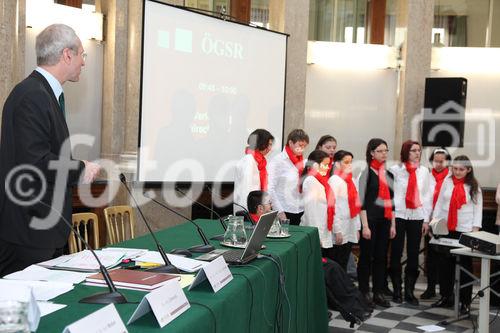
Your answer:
[432,177,483,232]
[301,175,333,248]
[268,150,304,213]
[233,154,262,211]
[36,67,63,100]
[329,175,361,244]
[389,164,433,222]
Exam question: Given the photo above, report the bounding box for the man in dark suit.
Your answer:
[0,24,100,277]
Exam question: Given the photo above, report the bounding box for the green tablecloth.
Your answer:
[36,220,328,332]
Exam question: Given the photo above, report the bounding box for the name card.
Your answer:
[189,256,233,293]
[128,279,190,328]
[63,304,127,333]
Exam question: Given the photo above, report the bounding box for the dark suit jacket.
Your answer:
[0,71,84,249]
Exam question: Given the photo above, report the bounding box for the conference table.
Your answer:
[36,219,329,332]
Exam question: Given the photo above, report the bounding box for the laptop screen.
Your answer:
[240,211,278,260]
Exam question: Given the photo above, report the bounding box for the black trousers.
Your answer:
[0,238,63,278]
[330,242,353,272]
[390,218,423,280]
[434,231,473,304]
[424,234,439,289]
[285,211,304,226]
[358,217,391,294]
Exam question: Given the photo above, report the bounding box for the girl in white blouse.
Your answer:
[328,150,361,271]
[431,155,482,313]
[233,129,274,211]
[388,140,432,306]
[300,150,335,257]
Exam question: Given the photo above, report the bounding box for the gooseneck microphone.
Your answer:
[36,201,127,304]
[175,186,227,241]
[143,191,215,253]
[205,185,255,225]
[119,174,180,274]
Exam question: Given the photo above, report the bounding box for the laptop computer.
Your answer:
[222,210,278,265]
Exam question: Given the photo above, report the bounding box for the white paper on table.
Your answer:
[4,265,91,284]
[0,279,74,301]
[134,251,207,273]
[38,250,124,272]
[101,247,148,260]
[37,302,67,317]
[417,324,445,332]
[0,283,40,331]
[63,304,128,333]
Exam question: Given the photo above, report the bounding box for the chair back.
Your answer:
[104,205,136,244]
[69,212,100,253]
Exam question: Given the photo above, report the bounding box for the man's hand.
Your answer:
[82,160,101,184]
[335,232,343,245]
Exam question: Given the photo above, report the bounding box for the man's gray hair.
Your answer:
[36,24,80,66]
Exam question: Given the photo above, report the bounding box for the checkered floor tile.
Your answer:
[327,283,500,332]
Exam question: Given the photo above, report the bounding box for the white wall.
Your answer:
[25,28,103,161]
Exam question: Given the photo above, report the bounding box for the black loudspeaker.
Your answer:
[421,77,467,147]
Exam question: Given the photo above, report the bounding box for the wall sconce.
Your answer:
[307,41,397,70]
[431,47,500,73]
[26,0,103,41]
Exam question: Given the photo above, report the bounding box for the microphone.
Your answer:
[205,185,255,225]
[119,174,180,274]
[143,191,215,253]
[175,186,227,241]
[36,201,127,304]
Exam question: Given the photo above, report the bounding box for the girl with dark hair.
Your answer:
[388,140,432,305]
[315,135,337,176]
[357,138,396,308]
[301,150,336,257]
[421,147,452,300]
[328,150,361,271]
[234,129,274,211]
[431,155,482,313]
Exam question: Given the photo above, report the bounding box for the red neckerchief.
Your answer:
[285,145,304,177]
[404,162,422,209]
[245,147,268,191]
[309,170,335,231]
[447,176,466,232]
[370,160,393,220]
[334,169,361,218]
[432,168,449,208]
[249,213,260,224]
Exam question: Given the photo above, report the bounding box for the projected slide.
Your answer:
[139,0,287,182]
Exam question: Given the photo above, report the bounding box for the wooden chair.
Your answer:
[69,212,100,253]
[104,205,136,245]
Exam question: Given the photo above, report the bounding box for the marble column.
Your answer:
[269,0,310,136]
[0,0,25,131]
[394,0,434,154]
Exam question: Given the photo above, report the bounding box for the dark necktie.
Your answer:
[58,93,65,118]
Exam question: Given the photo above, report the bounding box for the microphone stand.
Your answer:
[232,201,255,225]
[143,192,215,253]
[175,186,227,241]
[119,174,180,274]
[37,201,127,304]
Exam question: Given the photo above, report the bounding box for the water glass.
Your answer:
[0,301,30,333]
[280,219,290,236]
[233,216,247,246]
[269,218,281,236]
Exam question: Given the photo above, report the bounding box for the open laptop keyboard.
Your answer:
[222,249,244,263]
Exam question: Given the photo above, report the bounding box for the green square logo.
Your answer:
[158,30,170,49]
[175,28,193,53]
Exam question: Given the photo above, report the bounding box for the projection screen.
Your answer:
[138,0,287,182]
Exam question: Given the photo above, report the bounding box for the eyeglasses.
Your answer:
[374,149,389,153]
[82,52,87,61]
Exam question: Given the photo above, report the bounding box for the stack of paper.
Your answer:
[37,250,124,272]
[4,265,91,284]
[134,251,207,273]
[0,280,74,301]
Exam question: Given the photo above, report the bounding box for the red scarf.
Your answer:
[404,162,422,209]
[370,160,393,220]
[334,169,361,218]
[432,168,449,208]
[447,176,467,232]
[250,213,260,224]
[245,147,268,191]
[285,145,304,185]
[310,170,335,231]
